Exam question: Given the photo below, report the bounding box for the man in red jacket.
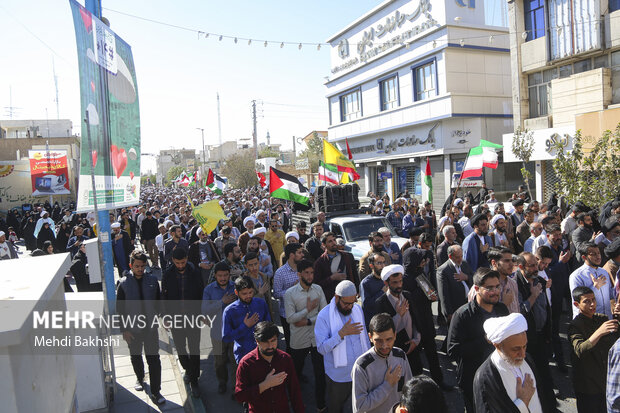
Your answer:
[235,321,304,413]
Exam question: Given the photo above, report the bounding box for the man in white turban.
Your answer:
[473,313,554,413]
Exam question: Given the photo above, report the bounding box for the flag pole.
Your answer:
[453,149,472,201]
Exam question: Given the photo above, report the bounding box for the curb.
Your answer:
[165,329,206,413]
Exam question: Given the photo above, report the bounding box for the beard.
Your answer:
[478,229,488,236]
[372,245,384,253]
[301,277,313,287]
[496,226,505,233]
[389,286,402,295]
[337,302,352,316]
[259,347,276,357]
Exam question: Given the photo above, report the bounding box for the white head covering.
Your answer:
[0,231,5,238]
[111,222,121,229]
[490,214,506,227]
[285,231,299,241]
[41,211,48,217]
[453,198,464,206]
[243,216,256,227]
[253,227,267,236]
[196,227,203,236]
[164,220,174,227]
[218,200,225,206]
[381,264,405,281]
[335,280,357,297]
[483,313,528,344]
[256,209,265,217]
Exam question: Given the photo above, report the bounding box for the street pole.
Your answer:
[292,135,296,163]
[197,128,205,183]
[252,100,258,160]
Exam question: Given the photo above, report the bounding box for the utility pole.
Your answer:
[251,100,258,160]
[53,57,60,119]
[196,128,205,181]
[292,135,297,162]
[217,93,223,166]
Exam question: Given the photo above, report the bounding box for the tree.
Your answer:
[299,132,324,171]
[222,150,258,189]
[510,127,535,197]
[166,166,185,186]
[258,147,280,159]
[551,123,620,207]
[140,174,156,186]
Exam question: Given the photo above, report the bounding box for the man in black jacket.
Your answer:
[188,227,220,286]
[402,246,449,390]
[375,264,424,376]
[140,211,160,269]
[116,251,165,405]
[447,268,509,413]
[161,247,204,397]
[515,252,557,410]
[111,222,134,276]
[437,245,473,322]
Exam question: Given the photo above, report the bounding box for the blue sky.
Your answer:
[0,0,381,173]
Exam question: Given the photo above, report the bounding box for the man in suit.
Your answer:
[436,225,458,268]
[437,245,473,323]
[462,213,492,272]
[313,231,359,302]
[515,207,536,253]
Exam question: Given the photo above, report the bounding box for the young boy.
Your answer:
[568,286,620,413]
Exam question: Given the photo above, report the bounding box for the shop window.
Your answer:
[413,59,437,102]
[380,75,399,111]
[340,88,362,122]
[395,166,421,197]
[524,0,546,40]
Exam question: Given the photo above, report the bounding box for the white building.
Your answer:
[326,0,518,204]
[502,0,620,202]
[0,119,74,139]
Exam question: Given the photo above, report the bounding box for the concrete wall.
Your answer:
[0,137,80,162]
[521,37,547,73]
[551,68,612,126]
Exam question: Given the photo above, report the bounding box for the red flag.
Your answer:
[345,138,353,160]
[206,169,214,186]
[256,171,267,188]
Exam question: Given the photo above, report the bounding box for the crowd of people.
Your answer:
[5,183,620,412]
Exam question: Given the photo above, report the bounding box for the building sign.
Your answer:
[503,126,574,162]
[379,172,393,179]
[331,0,438,75]
[28,150,71,196]
[348,122,439,158]
[295,158,309,170]
[451,173,483,188]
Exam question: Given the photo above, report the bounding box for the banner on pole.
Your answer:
[70,0,141,212]
[28,150,71,196]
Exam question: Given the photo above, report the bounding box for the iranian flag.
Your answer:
[461,139,503,179]
[269,167,310,205]
[423,157,433,203]
[206,169,226,194]
[256,171,267,188]
[318,161,339,185]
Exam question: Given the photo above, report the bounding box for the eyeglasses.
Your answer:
[480,285,501,292]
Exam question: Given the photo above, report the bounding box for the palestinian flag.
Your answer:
[188,171,198,186]
[461,139,503,179]
[318,161,339,185]
[423,157,433,203]
[269,167,310,205]
[206,169,226,194]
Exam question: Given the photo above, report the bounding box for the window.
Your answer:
[380,75,399,111]
[549,0,601,60]
[612,51,620,104]
[611,0,620,12]
[573,59,591,74]
[413,60,437,101]
[524,0,545,40]
[528,68,557,117]
[340,89,361,122]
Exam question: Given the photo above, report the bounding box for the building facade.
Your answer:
[502,0,620,201]
[156,148,197,185]
[0,119,74,139]
[326,0,515,205]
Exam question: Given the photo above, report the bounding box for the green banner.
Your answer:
[70,0,141,211]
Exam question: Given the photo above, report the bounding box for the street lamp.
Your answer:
[196,128,205,180]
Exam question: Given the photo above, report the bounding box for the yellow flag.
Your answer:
[323,139,356,169]
[192,199,227,234]
[340,172,350,184]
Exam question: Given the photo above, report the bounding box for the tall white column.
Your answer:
[535,161,543,201]
[364,165,371,196]
[443,155,451,201]
[387,163,395,202]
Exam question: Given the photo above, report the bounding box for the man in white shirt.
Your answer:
[284,259,328,412]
